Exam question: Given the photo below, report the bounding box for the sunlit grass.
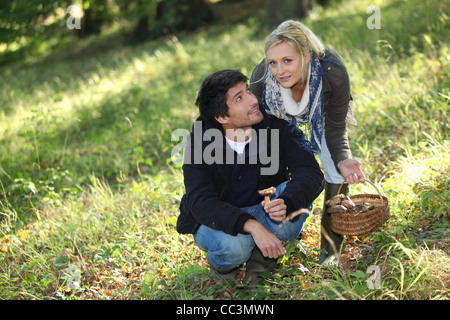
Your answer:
[0,0,448,300]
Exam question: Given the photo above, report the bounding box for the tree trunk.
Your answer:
[265,0,310,28]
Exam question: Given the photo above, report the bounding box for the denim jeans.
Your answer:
[194,181,311,272]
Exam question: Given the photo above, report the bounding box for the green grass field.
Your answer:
[0,0,448,300]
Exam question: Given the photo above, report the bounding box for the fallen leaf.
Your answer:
[418,219,431,227]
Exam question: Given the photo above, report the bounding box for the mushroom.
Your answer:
[258,186,276,204]
[325,194,346,207]
[341,196,356,209]
[351,203,375,216]
[327,204,348,214]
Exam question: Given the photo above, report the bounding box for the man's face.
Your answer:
[216,82,263,131]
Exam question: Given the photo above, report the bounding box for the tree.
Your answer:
[264,0,311,28]
[76,0,114,38]
[0,0,67,44]
[132,0,214,41]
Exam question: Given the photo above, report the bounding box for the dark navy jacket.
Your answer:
[176,107,324,236]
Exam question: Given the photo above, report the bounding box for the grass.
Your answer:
[0,0,449,300]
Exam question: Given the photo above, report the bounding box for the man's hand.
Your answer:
[243,219,285,258]
[262,198,286,222]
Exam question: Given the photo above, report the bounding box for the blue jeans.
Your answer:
[194,181,311,272]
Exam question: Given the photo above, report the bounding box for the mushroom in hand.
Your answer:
[258,186,276,204]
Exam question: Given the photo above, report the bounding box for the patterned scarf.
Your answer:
[261,50,329,154]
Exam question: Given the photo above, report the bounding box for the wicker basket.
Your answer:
[330,180,390,237]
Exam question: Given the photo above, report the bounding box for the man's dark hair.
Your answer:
[195,69,248,129]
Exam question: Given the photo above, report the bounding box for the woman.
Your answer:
[250,20,365,265]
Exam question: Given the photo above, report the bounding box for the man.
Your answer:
[176,69,324,284]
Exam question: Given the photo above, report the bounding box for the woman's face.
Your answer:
[266,42,310,89]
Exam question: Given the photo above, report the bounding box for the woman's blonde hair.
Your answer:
[264,20,325,58]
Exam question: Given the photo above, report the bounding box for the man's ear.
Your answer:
[215,114,229,124]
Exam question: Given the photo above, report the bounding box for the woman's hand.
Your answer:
[338,159,366,184]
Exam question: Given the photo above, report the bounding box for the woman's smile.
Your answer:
[279,75,291,83]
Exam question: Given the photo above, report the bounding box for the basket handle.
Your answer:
[337,179,384,206]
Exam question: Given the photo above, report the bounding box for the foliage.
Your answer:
[0,0,449,300]
[0,0,216,64]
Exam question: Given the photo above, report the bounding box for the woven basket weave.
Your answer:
[330,180,390,237]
